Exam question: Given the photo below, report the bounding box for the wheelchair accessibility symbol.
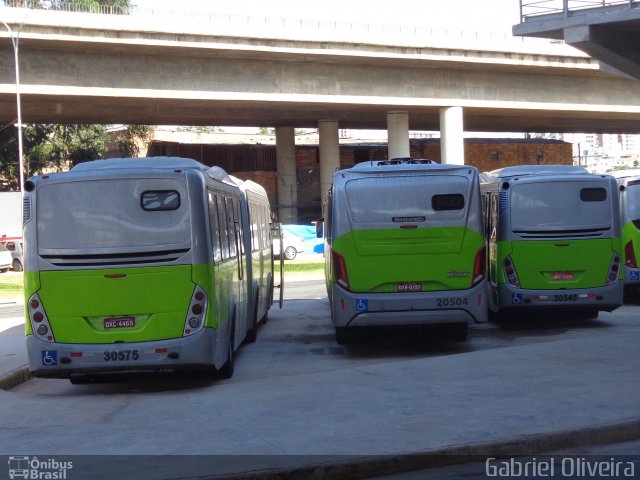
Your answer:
[631,271,640,281]
[355,299,369,312]
[41,350,57,366]
[511,293,523,305]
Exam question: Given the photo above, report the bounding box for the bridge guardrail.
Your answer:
[520,0,638,22]
[0,0,570,53]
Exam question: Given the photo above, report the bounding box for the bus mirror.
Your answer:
[316,220,324,238]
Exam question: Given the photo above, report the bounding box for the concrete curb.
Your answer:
[0,364,30,391]
[1,361,637,479]
[213,418,640,480]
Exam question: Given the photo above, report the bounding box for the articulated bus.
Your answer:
[480,165,623,317]
[610,169,640,292]
[23,157,275,383]
[319,159,487,344]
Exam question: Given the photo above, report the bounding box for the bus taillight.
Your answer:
[27,293,55,343]
[332,249,350,291]
[472,245,486,286]
[184,286,207,337]
[606,252,621,285]
[625,241,637,269]
[503,256,520,288]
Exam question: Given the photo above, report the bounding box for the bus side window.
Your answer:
[217,195,230,260]
[260,207,268,249]
[208,192,222,263]
[264,206,271,247]
[250,202,259,252]
[233,198,244,254]
[226,197,238,259]
[490,194,498,241]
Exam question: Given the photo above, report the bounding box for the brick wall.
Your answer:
[414,139,572,171]
[149,138,573,224]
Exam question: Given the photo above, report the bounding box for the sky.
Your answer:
[133,0,521,33]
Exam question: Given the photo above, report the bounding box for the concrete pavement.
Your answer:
[1,286,640,479]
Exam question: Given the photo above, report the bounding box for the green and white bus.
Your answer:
[480,165,623,317]
[610,168,640,291]
[319,159,487,344]
[23,157,275,383]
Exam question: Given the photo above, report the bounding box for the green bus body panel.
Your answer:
[332,227,483,293]
[29,265,217,344]
[496,238,620,289]
[622,221,640,265]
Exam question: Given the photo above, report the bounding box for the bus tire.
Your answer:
[219,317,235,380]
[449,323,468,342]
[245,291,259,344]
[69,375,93,385]
[335,327,351,345]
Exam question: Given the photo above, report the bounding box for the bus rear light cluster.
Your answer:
[332,249,350,291]
[625,241,637,269]
[472,246,486,286]
[606,253,621,285]
[503,256,520,288]
[28,293,55,342]
[184,286,207,337]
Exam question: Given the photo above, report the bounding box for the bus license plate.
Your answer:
[104,317,135,329]
[398,282,422,292]
[552,272,574,281]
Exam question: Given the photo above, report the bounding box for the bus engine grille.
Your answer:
[40,248,190,267]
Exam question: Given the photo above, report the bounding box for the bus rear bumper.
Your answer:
[495,282,623,313]
[623,266,640,285]
[330,281,488,328]
[26,328,220,379]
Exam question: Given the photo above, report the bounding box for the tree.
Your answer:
[0,123,111,190]
[25,0,133,14]
[116,124,153,158]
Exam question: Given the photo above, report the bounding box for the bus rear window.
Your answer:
[580,188,606,202]
[344,175,469,224]
[432,194,464,211]
[141,191,180,211]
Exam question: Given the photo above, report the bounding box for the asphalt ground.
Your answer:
[0,271,639,479]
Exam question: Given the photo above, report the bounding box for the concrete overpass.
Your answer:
[514,0,640,80]
[2,5,640,221]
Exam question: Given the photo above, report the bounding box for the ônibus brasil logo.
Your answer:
[8,456,73,479]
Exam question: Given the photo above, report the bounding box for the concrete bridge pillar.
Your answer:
[275,126,298,223]
[440,106,465,165]
[387,111,410,159]
[319,120,340,203]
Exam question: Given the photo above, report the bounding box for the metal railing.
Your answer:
[0,0,570,52]
[520,0,638,21]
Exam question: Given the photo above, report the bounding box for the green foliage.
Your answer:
[25,0,133,14]
[0,123,110,189]
[116,124,153,158]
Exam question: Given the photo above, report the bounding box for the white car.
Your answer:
[273,232,306,260]
[0,244,11,273]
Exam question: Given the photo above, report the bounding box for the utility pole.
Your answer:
[1,13,26,196]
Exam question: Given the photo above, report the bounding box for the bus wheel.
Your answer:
[245,293,259,344]
[449,323,468,342]
[69,375,93,385]
[219,318,235,380]
[335,327,351,345]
